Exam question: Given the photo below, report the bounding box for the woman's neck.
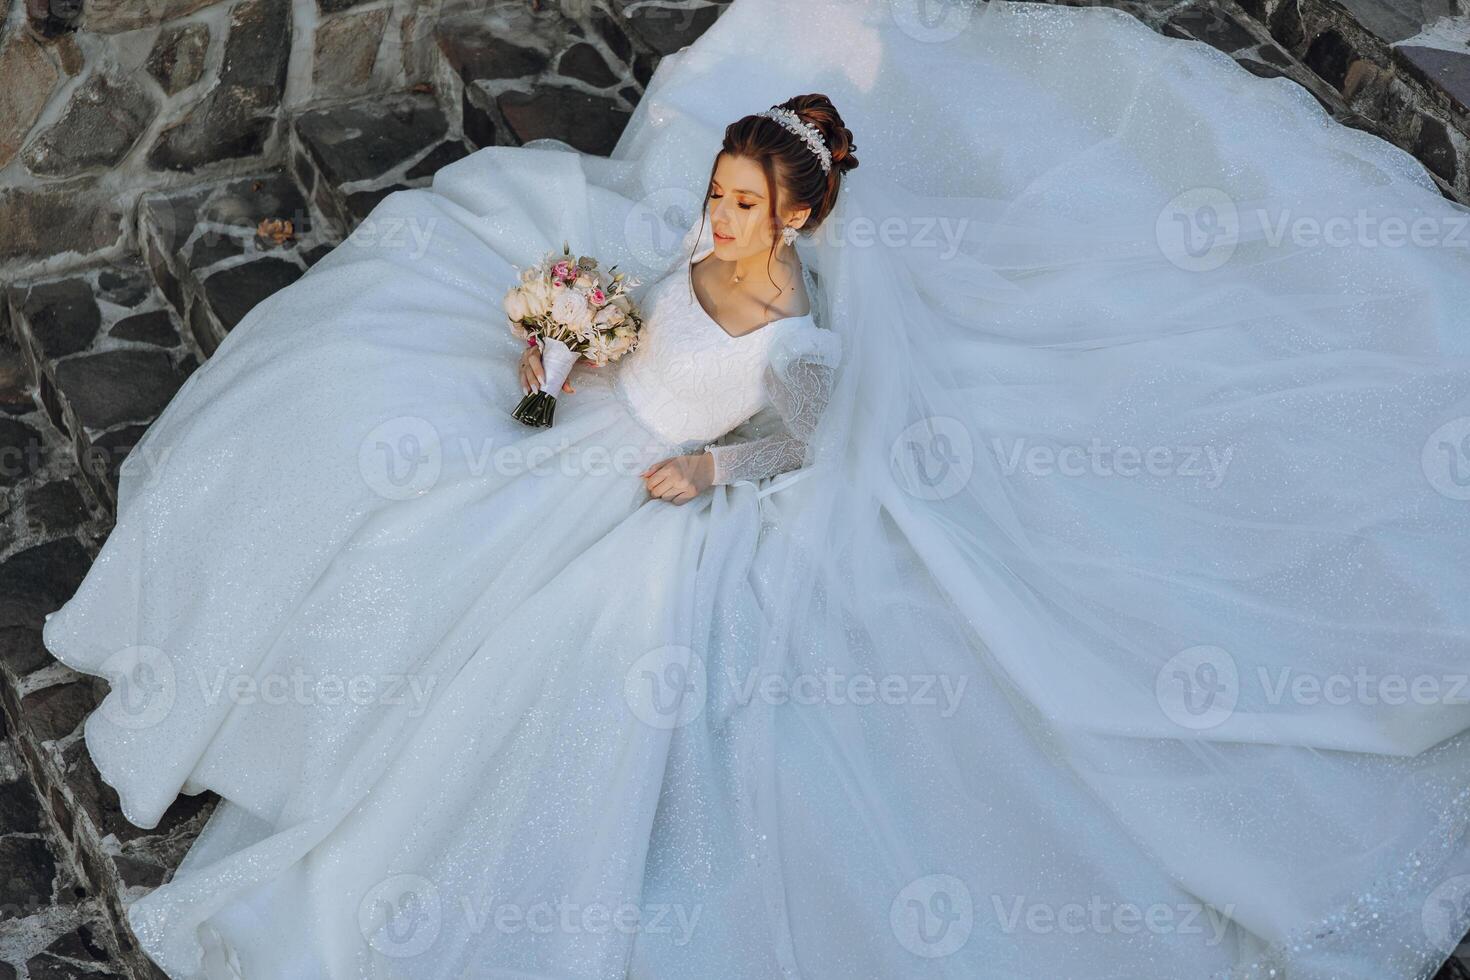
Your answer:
[719,249,802,291]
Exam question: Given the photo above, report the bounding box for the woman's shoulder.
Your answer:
[768,318,843,373]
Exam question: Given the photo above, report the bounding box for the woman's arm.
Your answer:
[705,325,844,486]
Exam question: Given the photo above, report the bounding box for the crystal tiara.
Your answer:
[757,106,832,174]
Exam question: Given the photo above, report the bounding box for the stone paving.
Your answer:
[2,1,1470,978]
[6,264,196,514]
[0,327,173,979]
[0,717,125,978]
[1237,0,1470,192]
[292,89,473,239]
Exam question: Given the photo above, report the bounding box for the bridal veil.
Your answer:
[501,0,1470,975]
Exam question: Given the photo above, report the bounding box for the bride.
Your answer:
[39,0,1470,977]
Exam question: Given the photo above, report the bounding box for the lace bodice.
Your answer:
[611,226,843,486]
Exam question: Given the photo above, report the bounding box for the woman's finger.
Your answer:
[640,458,669,478]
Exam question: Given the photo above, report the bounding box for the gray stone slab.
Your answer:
[52,349,188,433]
[1398,44,1470,115]
[1332,0,1458,43]
[294,92,448,186]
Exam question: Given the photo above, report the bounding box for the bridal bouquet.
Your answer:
[504,241,645,427]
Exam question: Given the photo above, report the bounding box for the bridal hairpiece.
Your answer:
[758,106,831,174]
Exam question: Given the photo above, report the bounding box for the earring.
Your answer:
[781,225,799,246]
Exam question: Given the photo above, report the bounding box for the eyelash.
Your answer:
[708,191,754,210]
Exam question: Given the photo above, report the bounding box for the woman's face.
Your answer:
[706,153,809,259]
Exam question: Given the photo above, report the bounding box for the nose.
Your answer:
[710,198,735,233]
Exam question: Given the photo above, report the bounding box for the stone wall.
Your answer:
[0,0,455,276]
[1230,0,1470,199]
[7,0,1464,292]
[0,0,724,282]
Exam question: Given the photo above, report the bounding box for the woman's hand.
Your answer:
[519,342,575,396]
[641,452,715,505]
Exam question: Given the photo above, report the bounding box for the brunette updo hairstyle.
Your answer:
[693,94,858,287]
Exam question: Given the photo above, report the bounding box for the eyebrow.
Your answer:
[710,180,765,199]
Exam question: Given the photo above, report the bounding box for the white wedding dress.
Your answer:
[38,0,1470,978]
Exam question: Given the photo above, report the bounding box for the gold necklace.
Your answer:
[730,241,792,284]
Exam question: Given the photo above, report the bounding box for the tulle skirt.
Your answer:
[41,0,1470,977]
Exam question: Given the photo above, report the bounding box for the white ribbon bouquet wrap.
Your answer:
[504,240,644,427]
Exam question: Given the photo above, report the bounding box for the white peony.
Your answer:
[523,279,554,317]
[503,290,529,321]
[551,288,591,331]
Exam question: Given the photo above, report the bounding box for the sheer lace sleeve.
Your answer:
[703,324,843,486]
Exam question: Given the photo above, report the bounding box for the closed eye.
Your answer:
[709,191,754,210]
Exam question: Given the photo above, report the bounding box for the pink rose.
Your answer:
[589,288,606,305]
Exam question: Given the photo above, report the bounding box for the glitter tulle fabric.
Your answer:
[39,0,1470,977]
